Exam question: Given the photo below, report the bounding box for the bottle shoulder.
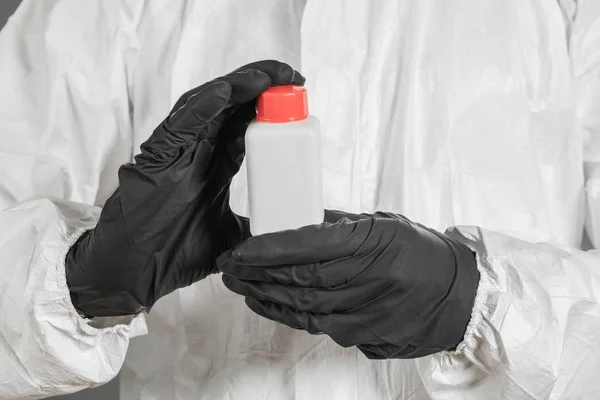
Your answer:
[246,115,320,137]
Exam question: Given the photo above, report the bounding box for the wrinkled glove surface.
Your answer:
[219,210,480,359]
[66,60,304,317]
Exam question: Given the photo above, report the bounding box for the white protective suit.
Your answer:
[1,0,600,399]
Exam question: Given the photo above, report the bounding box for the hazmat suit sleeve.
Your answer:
[416,6,600,399]
[0,2,147,399]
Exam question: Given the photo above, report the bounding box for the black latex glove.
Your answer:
[218,211,480,359]
[66,60,305,317]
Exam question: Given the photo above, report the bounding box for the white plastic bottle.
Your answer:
[245,85,324,236]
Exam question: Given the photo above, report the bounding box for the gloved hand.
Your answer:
[66,60,305,317]
[218,211,480,359]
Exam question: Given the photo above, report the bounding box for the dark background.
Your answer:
[0,0,19,27]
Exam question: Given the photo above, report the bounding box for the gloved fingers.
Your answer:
[357,343,406,360]
[227,217,377,267]
[218,250,367,288]
[218,68,274,105]
[208,60,306,160]
[222,275,360,313]
[166,69,272,139]
[245,297,336,336]
[206,101,256,188]
[136,80,233,166]
[166,67,265,118]
[218,101,256,161]
[214,60,306,152]
[167,59,304,118]
[207,61,306,184]
[323,209,369,223]
[138,68,275,166]
[232,59,305,86]
[137,60,303,167]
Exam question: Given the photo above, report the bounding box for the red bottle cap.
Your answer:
[256,85,309,123]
